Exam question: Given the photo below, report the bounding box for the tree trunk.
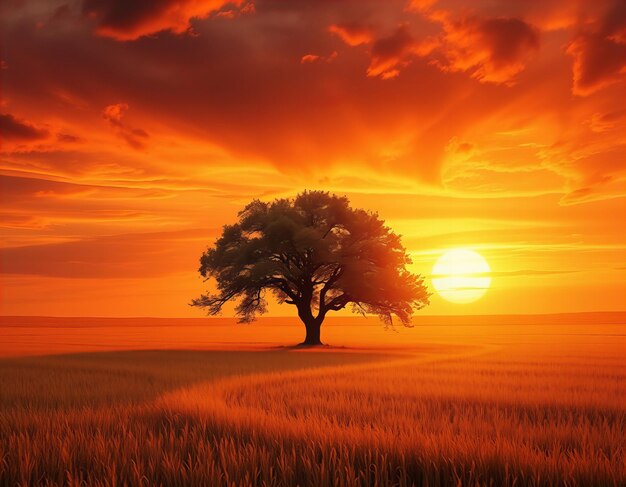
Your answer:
[297,300,324,346]
[302,319,323,346]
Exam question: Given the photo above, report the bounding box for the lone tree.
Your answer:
[191,191,429,345]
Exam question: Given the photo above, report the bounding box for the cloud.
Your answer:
[566,0,626,95]
[328,23,375,46]
[0,175,94,203]
[102,103,149,150]
[428,269,577,279]
[587,109,626,132]
[300,51,337,64]
[56,133,83,143]
[433,15,540,84]
[300,54,320,64]
[330,22,439,80]
[2,0,625,206]
[536,129,626,205]
[330,8,539,84]
[102,103,128,125]
[0,113,49,141]
[489,269,578,277]
[0,174,173,235]
[367,25,418,79]
[82,0,252,41]
[0,229,212,278]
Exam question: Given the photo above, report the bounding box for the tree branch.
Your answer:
[317,266,343,317]
[322,223,336,239]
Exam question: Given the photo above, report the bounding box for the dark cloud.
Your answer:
[367,25,416,79]
[0,113,49,141]
[470,17,539,81]
[567,0,626,95]
[567,34,626,95]
[82,0,252,40]
[430,15,540,84]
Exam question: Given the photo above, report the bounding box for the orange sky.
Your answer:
[1,0,625,317]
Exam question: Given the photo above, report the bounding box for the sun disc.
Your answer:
[432,249,491,304]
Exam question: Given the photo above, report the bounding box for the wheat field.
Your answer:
[0,318,624,486]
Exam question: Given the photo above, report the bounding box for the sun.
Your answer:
[431,249,491,304]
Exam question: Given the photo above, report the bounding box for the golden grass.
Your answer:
[0,320,624,486]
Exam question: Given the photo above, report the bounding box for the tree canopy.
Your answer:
[192,191,430,345]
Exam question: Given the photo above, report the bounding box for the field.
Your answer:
[0,314,624,486]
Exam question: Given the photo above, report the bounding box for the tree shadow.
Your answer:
[0,349,385,411]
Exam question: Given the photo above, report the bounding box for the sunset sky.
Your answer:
[1,0,625,317]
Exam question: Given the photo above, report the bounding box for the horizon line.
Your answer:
[1,311,625,320]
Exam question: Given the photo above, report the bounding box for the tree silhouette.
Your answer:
[191,191,430,345]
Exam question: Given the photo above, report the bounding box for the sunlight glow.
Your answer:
[431,249,491,304]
